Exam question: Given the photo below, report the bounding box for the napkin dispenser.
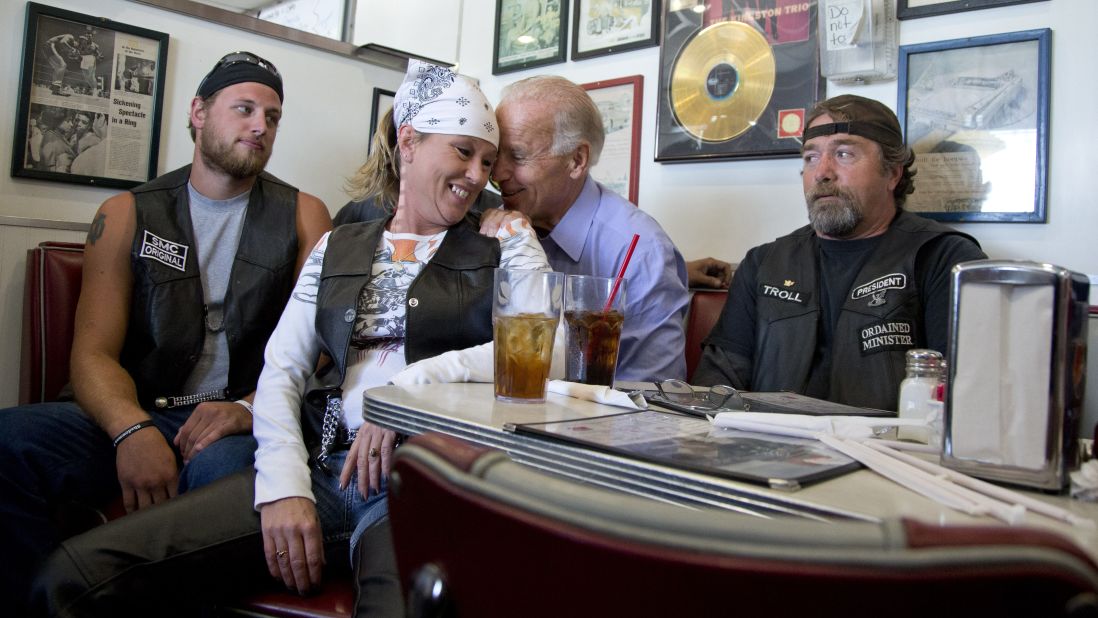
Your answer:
[942,260,1089,491]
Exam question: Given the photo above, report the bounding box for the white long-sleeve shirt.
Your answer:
[252,218,550,508]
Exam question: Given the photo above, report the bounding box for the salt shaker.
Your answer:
[897,349,944,442]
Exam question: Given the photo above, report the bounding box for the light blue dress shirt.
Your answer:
[540,177,689,381]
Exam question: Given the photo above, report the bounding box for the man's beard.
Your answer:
[199,134,270,179]
[806,183,862,238]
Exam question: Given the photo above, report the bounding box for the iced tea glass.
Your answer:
[492,269,564,403]
[564,274,625,386]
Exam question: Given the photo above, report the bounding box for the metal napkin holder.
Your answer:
[942,260,1089,491]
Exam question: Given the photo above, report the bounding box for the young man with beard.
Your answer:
[0,51,331,614]
[693,95,986,411]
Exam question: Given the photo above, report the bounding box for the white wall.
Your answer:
[0,0,405,223]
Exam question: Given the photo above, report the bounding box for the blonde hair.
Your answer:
[344,108,422,212]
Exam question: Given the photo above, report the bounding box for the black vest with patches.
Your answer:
[751,210,974,411]
[121,165,299,409]
[301,216,500,452]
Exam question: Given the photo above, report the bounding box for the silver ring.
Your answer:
[276,550,287,559]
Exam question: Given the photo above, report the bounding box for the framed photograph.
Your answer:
[10,2,168,189]
[582,75,642,204]
[368,87,395,154]
[897,0,1048,20]
[897,29,1050,223]
[655,0,824,162]
[493,0,569,75]
[572,0,660,61]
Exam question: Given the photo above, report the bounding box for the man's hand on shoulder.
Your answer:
[479,207,530,238]
[174,400,253,463]
[115,427,178,512]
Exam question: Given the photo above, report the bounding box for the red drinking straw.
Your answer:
[604,234,640,312]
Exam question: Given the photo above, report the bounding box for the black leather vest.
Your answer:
[749,210,975,411]
[121,165,299,408]
[301,216,500,449]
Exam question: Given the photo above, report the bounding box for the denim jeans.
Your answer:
[0,400,255,613]
[32,453,393,617]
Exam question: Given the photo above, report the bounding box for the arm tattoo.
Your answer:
[87,213,106,245]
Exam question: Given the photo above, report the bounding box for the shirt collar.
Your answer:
[547,176,599,263]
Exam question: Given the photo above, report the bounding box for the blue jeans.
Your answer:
[0,400,256,613]
[313,450,391,560]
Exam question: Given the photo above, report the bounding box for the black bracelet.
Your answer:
[112,420,156,448]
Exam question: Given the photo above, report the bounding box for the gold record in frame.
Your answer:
[670,21,777,142]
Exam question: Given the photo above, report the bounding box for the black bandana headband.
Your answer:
[802,121,903,148]
[196,51,284,103]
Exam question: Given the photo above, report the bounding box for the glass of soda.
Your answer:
[492,268,564,403]
[564,274,625,386]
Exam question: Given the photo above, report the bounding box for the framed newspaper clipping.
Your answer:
[897,29,1050,222]
[11,2,168,189]
[493,0,569,75]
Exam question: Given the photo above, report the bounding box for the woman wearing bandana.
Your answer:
[33,61,549,618]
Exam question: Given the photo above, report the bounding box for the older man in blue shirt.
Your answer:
[481,75,690,382]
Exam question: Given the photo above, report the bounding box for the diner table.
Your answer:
[364,382,1098,560]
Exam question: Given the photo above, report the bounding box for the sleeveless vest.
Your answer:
[301,215,500,450]
[121,165,299,408]
[749,210,976,410]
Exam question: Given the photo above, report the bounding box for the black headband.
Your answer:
[196,52,283,103]
[803,121,903,148]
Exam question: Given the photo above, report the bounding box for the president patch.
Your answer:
[759,281,809,305]
[851,273,907,301]
[859,320,914,355]
[139,231,188,272]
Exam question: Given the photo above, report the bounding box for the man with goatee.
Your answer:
[694,95,985,411]
[0,51,331,614]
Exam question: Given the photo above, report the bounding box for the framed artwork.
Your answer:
[493,0,569,75]
[897,0,1048,20]
[897,28,1050,223]
[368,87,395,154]
[655,0,824,162]
[11,2,168,189]
[581,75,642,204]
[572,0,660,61]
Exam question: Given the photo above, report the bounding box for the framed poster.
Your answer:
[11,2,168,189]
[493,0,569,75]
[572,0,660,61]
[897,0,1047,20]
[655,0,824,162]
[582,75,642,204]
[368,87,395,154]
[897,29,1050,223]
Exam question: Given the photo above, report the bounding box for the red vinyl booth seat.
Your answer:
[390,432,1098,618]
[684,289,727,382]
[18,241,354,617]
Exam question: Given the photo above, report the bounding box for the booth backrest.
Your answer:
[684,289,727,382]
[390,432,1098,618]
[20,241,85,404]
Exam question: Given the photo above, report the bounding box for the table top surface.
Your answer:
[364,382,1098,559]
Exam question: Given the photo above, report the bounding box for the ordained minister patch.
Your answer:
[859,319,914,355]
[139,231,188,272]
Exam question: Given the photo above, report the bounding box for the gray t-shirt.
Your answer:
[181,183,248,395]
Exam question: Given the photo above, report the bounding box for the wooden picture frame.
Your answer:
[897,0,1047,20]
[493,0,569,75]
[582,75,642,204]
[572,0,660,61]
[368,87,395,154]
[11,2,169,189]
[897,29,1051,222]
